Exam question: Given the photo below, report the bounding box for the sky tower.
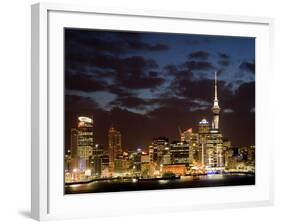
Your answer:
[211,71,221,130]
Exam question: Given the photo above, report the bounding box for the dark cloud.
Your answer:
[65,73,107,92]
[66,29,125,55]
[231,82,255,113]
[67,53,158,74]
[165,55,217,81]
[108,86,134,98]
[65,29,168,91]
[127,41,169,51]
[216,53,230,67]
[169,74,247,113]
[185,60,214,71]
[164,64,178,74]
[218,60,230,67]
[66,53,164,90]
[239,61,255,74]
[170,78,216,102]
[218,52,230,59]
[120,76,165,89]
[65,28,169,56]
[196,72,209,79]
[164,64,194,80]
[110,96,157,109]
[111,56,164,89]
[189,51,209,60]
[65,94,100,112]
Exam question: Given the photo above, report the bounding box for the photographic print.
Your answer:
[64,28,255,194]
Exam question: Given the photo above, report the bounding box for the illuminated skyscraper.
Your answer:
[198,119,210,134]
[150,137,169,166]
[91,144,104,177]
[205,131,224,168]
[180,128,199,164]
[197,119,210,166]
[170,141,190,165]
[77,116,94,171]
[108,126,122,170]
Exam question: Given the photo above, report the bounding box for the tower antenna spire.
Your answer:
[214,71,218,101]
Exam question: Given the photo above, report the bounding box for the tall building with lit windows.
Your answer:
[108,126,122,170]
[197,119,210,166]
[76,116,94,171]
[180,128,199,164]
[198,119,210,134]
[205,131,224,168]
[170,141,190,165]
[150,137,169,166]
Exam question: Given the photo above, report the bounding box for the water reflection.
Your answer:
[66,174,255,194]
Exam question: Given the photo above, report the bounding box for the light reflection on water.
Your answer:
[69,184,81,188]
[159,180,169,184]
[66,174,254,194]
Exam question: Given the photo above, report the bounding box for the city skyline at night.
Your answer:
[64,28,255,193]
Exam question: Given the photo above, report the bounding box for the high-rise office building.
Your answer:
[198,119,210,134]
[129,151,142,175]
[150,137,169,166]
[180,128,199,164]
[205,131,224,168]
[91,144,103,177]
[77,116,94,171]
[169,141,190,165]
[108,126,122,170]
[197,119,210,166]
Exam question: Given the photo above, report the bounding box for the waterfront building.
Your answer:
[91,144,104,177]
[113,152,130,175]
[100,154,110,178]
[162,164,186,176]
[129,151,142,176]
[140,152,151,177]
[162,153,171,165]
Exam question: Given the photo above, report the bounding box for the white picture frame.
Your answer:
[31,2,275,221]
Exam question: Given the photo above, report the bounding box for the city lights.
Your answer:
[64,72,255,194]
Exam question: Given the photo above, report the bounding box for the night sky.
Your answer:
[64,28,255,151]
